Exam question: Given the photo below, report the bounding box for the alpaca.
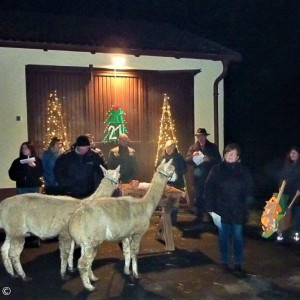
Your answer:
[67,165,120,271]
[0,165,120,281]
[68,159,175,291]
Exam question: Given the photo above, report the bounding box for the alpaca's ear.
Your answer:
[160,158,166,165]
[100,165,107,175]
[166,159,173,166]
[115,165,121,173]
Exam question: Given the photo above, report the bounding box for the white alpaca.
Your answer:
[68,159,175,291]
[0,165,120,281]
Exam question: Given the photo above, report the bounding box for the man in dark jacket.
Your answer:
[107,133,137,183]
[54,135,107,199]
[186,128,221,221]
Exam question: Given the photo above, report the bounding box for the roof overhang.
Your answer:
[0,40,242,63]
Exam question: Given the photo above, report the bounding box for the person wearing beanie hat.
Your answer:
[54,135,107,198]
[42,137,64,195]
[75,135,90,147]
[186,128,221,222]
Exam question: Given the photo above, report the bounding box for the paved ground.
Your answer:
[0,209,300,300]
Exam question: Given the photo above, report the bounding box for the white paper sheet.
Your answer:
[192,151,205,166]
[20,157,36,164]
[169,172,178,182]
[210,212,222,230]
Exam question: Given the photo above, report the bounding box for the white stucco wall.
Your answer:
[0,47,224,188]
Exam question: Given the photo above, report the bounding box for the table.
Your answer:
[120,183,184,251]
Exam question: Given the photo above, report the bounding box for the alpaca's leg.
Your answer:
[1,238,15,277]
[78,243,96,291]
[130,235,142,278]
[9,236,28,280]
[88,246,99,282]
[67,240,75,272]
[59,233,73,280]
[122,237,131,275]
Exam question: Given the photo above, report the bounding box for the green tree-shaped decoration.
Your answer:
[102,104,128,142]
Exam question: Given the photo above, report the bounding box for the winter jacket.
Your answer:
[54,148,106,199]
[158,149,187,190]
[204,161,253,224]
[9,155,43,188]
[186,140,221,186]
[107,145,137,183]
[42,149,60,187]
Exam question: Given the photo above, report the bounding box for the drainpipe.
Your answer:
[213,59,230,147]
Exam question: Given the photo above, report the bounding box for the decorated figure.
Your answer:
[103,104,128,143]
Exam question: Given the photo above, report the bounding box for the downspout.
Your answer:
[213,59,230,147]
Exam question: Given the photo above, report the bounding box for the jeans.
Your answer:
[293,206,300,232]
[218,223,244,265]
[194,183,205,220]
[17,187,39,194]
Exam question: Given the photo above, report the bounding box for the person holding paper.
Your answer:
[157,140,187,224]
[9,141,43,194]
[204,143,253,274]
[186,128,221,221]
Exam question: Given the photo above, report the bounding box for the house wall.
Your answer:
[0,47,224,189]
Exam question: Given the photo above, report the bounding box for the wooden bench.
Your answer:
[120,183,184,251]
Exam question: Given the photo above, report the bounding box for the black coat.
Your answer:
[186,140,221,186]
[9,155,43,188]
[107,145,137,183]
[281,161,300,206]
[158,149,187,190]
[204,161,253,224]
[54,149,106,199]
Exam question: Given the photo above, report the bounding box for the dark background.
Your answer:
[1,0,299,205]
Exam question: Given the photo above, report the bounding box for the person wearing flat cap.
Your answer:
[54,135,107,198]
[186,128,221,221]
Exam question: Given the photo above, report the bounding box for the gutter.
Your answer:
[213,59,230,147]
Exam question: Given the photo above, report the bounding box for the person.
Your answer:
[157,140,187,224]
[9,141,43,194]
[54,135,107,199]
[42,137,64,195]
[277,146,300,242]
[107,133,138,183]
[85,133,106,162]
[186,128,221,221]
[204,143,253,274]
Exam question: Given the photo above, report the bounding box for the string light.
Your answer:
[43,91,70,150]
[154,94,178,167]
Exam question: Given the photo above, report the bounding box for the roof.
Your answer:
[0,10,242,62]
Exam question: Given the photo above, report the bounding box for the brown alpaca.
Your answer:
[0,166,120,281]
[68,159,175,291]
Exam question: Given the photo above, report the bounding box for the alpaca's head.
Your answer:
[100,165,120,184]
[157,159,175,179]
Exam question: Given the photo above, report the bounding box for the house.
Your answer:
[0,10,241,198]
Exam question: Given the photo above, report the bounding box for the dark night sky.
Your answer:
[1,0,299,199]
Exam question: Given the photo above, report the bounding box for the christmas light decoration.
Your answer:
[102,104,128,143]
[43,91,70,150]
[154,94,178,167]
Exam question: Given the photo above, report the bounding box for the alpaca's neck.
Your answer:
[142,172,169,217]
[89,179,115,199]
